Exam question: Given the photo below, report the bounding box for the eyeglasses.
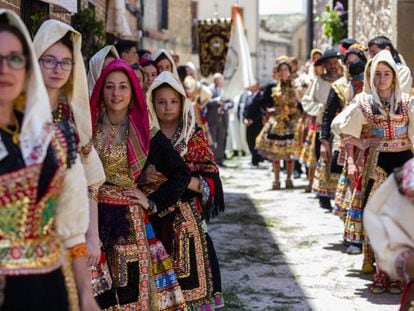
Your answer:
[40,57,74,71]
[0,53,27,70]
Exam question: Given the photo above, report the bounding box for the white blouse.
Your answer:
[331,93,414,144]
[55,155,89,248]
[301,75,334,124]
[364,174,414,280]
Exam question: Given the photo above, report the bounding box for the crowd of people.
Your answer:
[2,6,414,311]
[237,32,414,306]
[0,9,225,310]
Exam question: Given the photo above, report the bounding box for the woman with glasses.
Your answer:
[0,9,98,310]
[33,20,106,268]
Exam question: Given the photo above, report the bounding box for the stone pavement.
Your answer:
[208,157,400,311]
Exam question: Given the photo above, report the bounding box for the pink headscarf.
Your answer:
[90,59,150,181]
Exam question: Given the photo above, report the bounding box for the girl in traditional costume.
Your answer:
[90,59,189,310]
[143,71,225,310]
[256,59,302,190]
[153,48,179,76]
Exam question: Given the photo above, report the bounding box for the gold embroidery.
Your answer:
[0,130,67,275]
[93,119,135,188]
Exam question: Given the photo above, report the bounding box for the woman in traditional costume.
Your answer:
[364,158,414,308]
[143,71,225,309]
[0,9,98,310]
[33,20,106,268]
[332,50,414,293]
[255,59,302,189]
[89,59,189,310]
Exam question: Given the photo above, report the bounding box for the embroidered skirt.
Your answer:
[256,115,300,161]
[344,143,413,244]
[95,184,186,311]
[151,200,224,310]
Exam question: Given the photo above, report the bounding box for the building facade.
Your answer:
[258,13,306,84]
[348,0,414,72]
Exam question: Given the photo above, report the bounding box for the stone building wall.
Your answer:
[348,0,414,76]
[143,0,193,63]
[91,0,106,22]
[168,0,192,62]
[397,0,414,73]
[0,0,20,14]
[348,0,396,45]
[0,0,107,24]
[291,22,307,64]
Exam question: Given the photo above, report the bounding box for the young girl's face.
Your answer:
[157,58,172,73]
[143,64,157,89]
[154,85,182,125]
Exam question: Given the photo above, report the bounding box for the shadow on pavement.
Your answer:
[345,269,374,281]
[354,286,401,306]
[323,241,348,253]
[208,190,312,311]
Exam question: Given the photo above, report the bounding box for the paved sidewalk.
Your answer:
[208,157,400,311]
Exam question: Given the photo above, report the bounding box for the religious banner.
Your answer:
[40,0,77,13]
[222,6,256,100]
[198,18,231,77]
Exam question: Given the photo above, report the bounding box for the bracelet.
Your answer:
[147,199,157,215]
[69,243,88,259]
[88,183,100,201]
[198,176,210,205]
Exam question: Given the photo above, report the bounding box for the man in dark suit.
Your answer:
[207,73,233,166]
[243,82,264,166]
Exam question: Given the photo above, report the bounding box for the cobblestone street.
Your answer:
[208,157,401,311]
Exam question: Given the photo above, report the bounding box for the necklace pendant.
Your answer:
[12,133,19,145]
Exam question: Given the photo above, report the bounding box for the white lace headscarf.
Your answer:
[369,50,403,115]
[0,9,53,166]
[87,45,119,96]
[33,19,105,186]
[146,71,195,156]
[152,48,179,78]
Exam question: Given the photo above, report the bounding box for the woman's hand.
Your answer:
[347,163,359,188]
[79,291,101,311]
[140,164,159,183]
[85,231,101,266]
[344,136,380,150]
[71,256,101,311]
[360,137,380,150]
[86,199,101,266]
[123,188,149,210]
[320,139,331,161]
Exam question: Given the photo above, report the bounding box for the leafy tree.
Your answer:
[314,6,346,44]
[71,8,106,65]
